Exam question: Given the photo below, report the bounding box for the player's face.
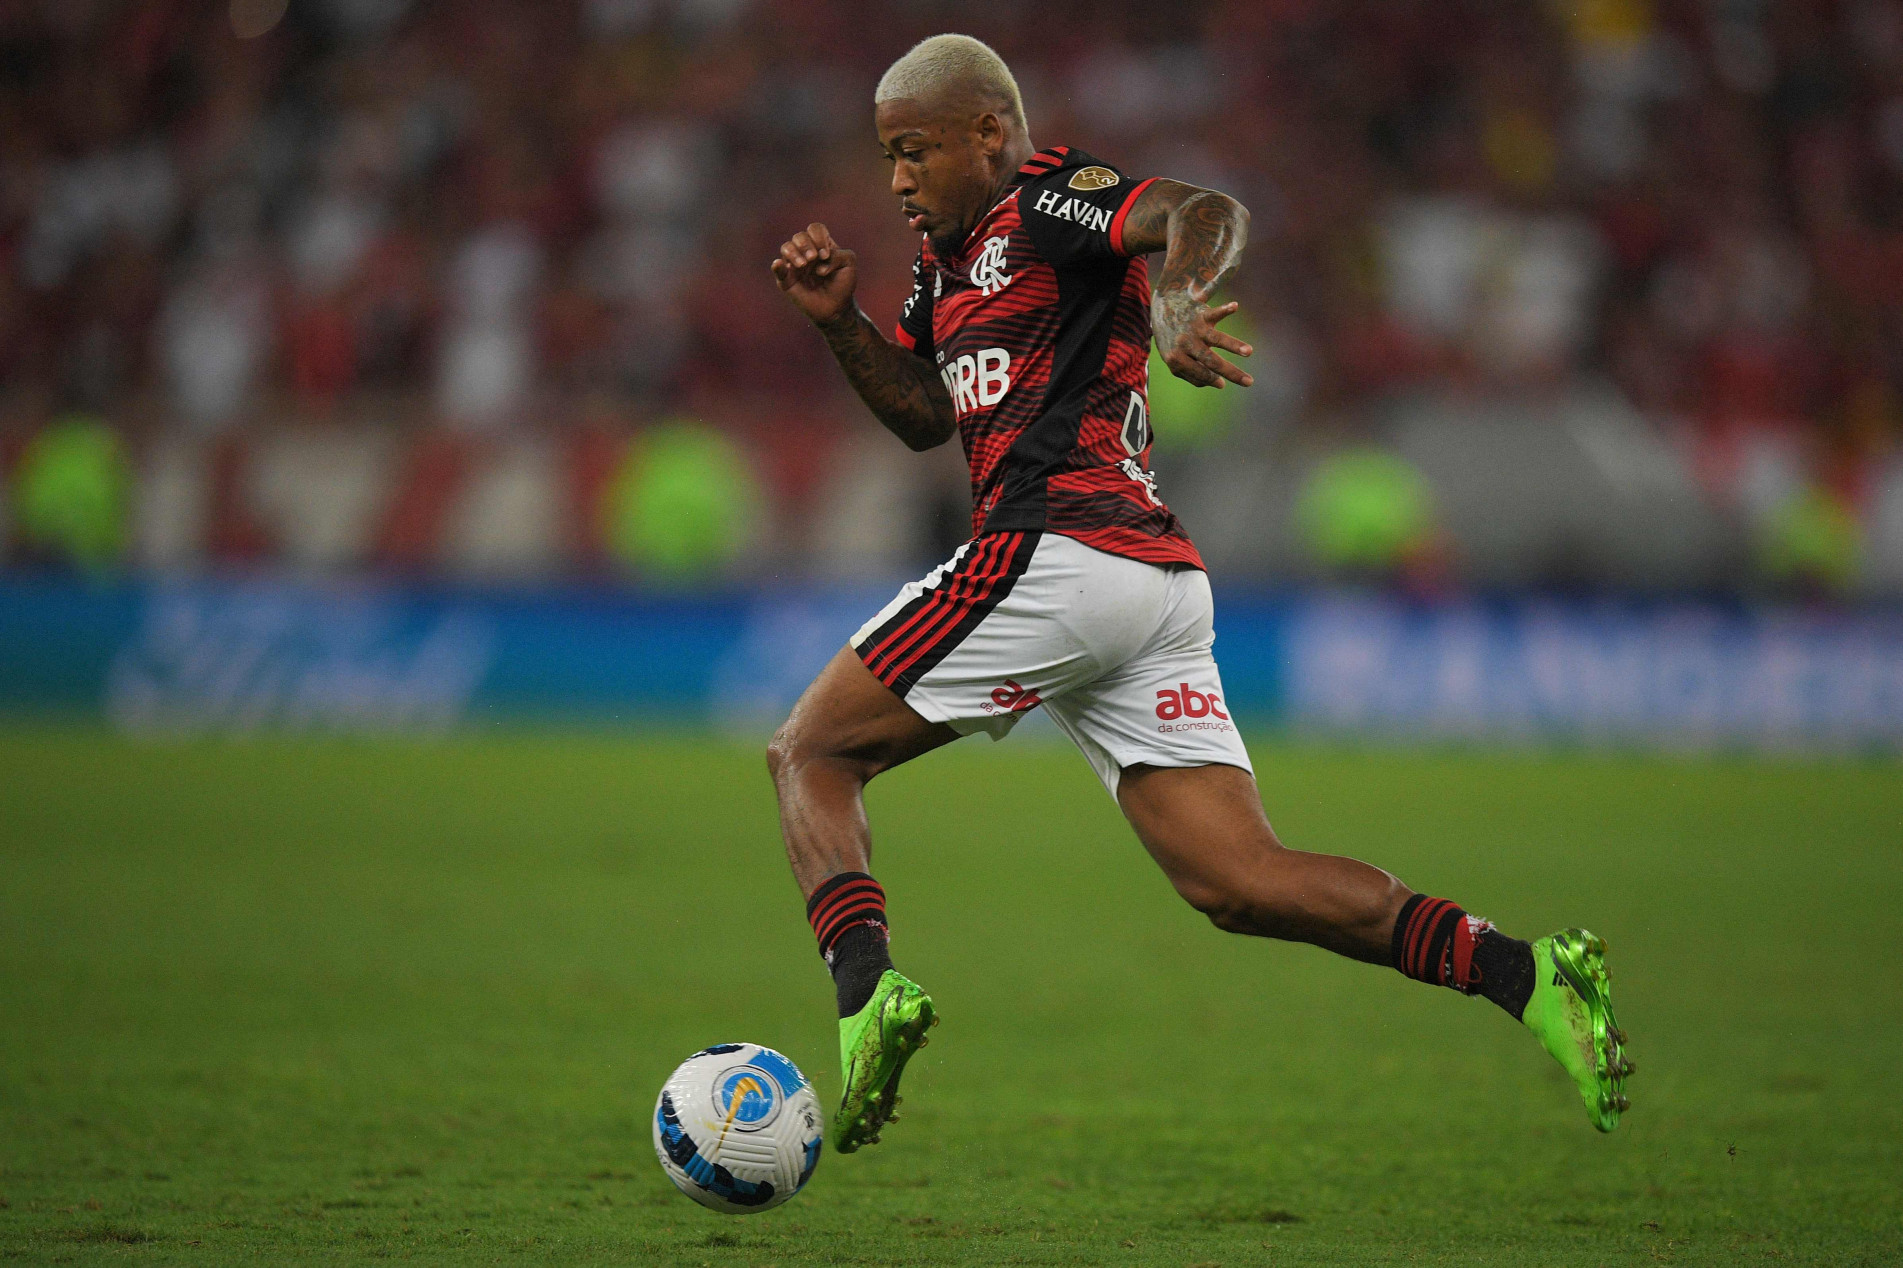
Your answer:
[876,98,1003,251]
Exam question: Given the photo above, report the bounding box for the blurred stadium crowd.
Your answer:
[4,0,1903,593]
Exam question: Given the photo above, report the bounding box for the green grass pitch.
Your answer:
[1,729,1899,1266]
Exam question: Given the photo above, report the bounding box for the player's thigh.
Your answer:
[853,532,1126,742]
[1115,762,1282,909]
[771,646,959,776]
[1040,567,1251,799]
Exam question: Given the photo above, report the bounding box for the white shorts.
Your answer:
[851,531,1253,797]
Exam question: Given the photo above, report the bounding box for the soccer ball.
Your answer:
[652,1043,823,1214]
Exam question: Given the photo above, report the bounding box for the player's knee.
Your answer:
[765,720,803,782]
[1173,875,1258,935]
[765,716,850,786]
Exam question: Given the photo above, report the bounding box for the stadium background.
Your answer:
[0,0,1900,743]
[2,3,1900,1266]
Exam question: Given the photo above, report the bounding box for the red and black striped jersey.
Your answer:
[892,145,1203,570]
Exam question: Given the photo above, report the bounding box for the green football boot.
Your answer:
[833,969,936,1153]
[1525,929,1633,1132]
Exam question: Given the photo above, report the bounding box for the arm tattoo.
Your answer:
[1121,179,1252,386]
[1119,179,1249,299]
[817,307,957,452]
[1154,189,1248,302]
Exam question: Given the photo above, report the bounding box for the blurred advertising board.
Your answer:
[1,578,1897,752]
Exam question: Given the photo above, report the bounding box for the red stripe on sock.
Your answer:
[808,877,888,957]
[1400,899,1433,978]
[809,881,883,930]
[812,886,884,933]
[816,901,886,948]
[1450,914,1479,990]
[1405,898,1450,980]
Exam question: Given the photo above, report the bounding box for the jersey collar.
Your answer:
[1010,145,1072,186]
[940,148,1071,262]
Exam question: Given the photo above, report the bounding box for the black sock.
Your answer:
[1469,927,1536,1021]
[826,923,894,1017]
[805,872,894,1017]
[1391,893,1536,1021]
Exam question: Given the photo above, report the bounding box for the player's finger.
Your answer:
[1203,328,1253,358]
[1203,301,1241,323]
[771,258,793,289]
[1198,347,1254,388]
[780,240,829,286]
[806,223,837,260]
[789,231,820,264]
[1166,350,1222,388]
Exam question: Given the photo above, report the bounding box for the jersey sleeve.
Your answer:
[893,245,935,356]
[1018,151,1157,266]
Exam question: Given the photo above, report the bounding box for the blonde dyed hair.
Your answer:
[874,34,1026,128]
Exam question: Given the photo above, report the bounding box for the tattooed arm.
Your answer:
[1116,180,1255,389]
[813,307,956,452]
[771,221,956,451]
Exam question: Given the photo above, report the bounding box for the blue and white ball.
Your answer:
[653,1043,823,1214]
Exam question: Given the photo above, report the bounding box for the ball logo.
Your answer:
[1154,683,1228,721]
[715,1066,781,1130]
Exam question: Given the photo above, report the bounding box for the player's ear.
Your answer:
[975,111,1005,158]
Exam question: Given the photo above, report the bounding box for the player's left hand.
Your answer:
[1152,295,1254,389]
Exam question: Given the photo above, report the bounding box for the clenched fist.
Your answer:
[771,223,859,329]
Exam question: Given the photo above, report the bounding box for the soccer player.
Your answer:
[769,34,1631,1154]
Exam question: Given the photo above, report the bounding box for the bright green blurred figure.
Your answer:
[602,420,761,581]
[1295,447,1435,572]
[1760,486,1860,593]
[11,414,130,572]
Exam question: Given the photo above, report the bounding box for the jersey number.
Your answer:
[1120,392,1162,505]
[1121,391,1151,456]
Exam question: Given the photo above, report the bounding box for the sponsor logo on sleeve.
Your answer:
[1031,188,1114,233]
[1068,166,1121,190]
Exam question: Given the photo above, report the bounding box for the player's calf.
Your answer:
[1169,853,1406,960]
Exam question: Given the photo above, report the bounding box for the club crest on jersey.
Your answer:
[1068,165,1120,190]
[970,234,1013,296]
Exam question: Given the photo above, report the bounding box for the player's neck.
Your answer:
[949,136,1037,252]
[992,135,1036,204]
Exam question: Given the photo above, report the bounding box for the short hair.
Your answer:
[874,34,1026,128]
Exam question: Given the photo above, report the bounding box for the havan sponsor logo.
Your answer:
[1031,188,1113,233]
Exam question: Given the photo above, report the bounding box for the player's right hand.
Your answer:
[772,223,858,328]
